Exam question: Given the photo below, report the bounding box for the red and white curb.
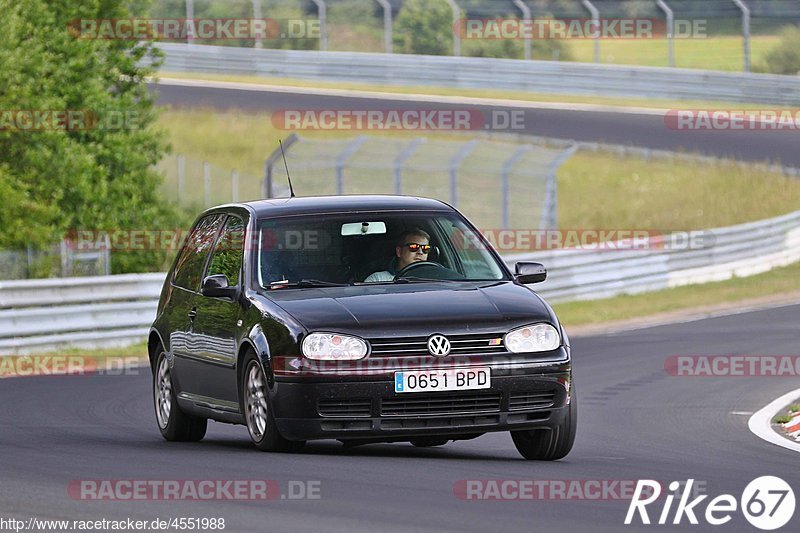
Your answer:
[749,388,800,453]
[783,412,800,440]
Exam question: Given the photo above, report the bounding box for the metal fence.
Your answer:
[2,205,799,354]
[263,134,573,230]
[150,0,800,71]
[0,240,111,281]
[156,154,263,209]
[157,135,573,231]
[156,42,800,105]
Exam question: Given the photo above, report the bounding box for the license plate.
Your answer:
[394,368,491,393]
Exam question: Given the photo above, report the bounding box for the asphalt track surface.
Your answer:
[151,83,800,167]
[2,304,799,532]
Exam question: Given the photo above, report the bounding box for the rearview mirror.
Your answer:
[515,262,547,284]
[341,221,387,236]
[201,274,237,298]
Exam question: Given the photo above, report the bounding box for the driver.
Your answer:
[364,229,431,282]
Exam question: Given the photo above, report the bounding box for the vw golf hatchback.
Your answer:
[149,195,575,459]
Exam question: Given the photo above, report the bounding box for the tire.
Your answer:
[241,351,305,453]
[153,348,207,442]
[410,438,449,448]
[511,389,576,460]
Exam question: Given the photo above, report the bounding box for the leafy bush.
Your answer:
[393,0,453,55]
[755,25,800,75]
[463,32,573,61]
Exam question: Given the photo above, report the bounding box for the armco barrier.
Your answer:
[1,210,799,354]
[0,273,164,354]
[507,210,800,303]
[156,43,800,105]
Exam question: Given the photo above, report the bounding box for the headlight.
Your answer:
[504,324,560,353]
[301,332,369,360]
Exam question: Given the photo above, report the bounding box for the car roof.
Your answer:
[208,195,454,218]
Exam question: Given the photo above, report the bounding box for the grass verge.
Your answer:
[50,342,148,359]
[557,151,800,229]
[567,36,779,71]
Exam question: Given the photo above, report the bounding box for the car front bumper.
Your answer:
[268,350,572,441]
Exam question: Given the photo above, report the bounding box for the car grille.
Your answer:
[317,398,372,418]
[381,392,502,416]
[508,391,556,411]
[368,333,507,358]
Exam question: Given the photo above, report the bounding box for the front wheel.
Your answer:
[511,390,576,460]
[153,349,207,442]
[241,352,305,453]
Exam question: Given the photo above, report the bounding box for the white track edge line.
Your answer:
[748,388,800,454]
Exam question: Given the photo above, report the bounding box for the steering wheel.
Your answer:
[394,260,445,279]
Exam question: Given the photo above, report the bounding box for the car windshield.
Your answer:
[255,212,507,289]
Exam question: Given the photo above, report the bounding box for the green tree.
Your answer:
[394,0,453,55]
[755,25,800,75]
[0,0,180,273]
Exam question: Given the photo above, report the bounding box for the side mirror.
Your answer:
[515,262,547,284]
[201,274,237,298]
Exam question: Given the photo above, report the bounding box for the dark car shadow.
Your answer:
[194,436,523,461]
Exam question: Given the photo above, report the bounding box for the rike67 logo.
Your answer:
[625,477,795,530]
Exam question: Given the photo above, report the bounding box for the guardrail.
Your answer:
[2,209,799,354]
[157,43,800,105]
[506,210,800,303]
[0,274,164,353]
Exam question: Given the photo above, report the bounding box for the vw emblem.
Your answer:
[427,334,451,357]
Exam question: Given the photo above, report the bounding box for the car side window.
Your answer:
[172,214,225,291]
[206,215,245,286]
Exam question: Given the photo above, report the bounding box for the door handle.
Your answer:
[188,307,197,320]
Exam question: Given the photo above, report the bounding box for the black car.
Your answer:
[149,195,575,460]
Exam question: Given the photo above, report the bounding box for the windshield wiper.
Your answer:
[393,276,458,283]
[269,279,349,289]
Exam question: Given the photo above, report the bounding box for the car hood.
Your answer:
[260,281,556,337]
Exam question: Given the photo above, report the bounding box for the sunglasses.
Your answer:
[404,242,431,253]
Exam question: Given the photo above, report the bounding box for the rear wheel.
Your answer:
[153,349,207,442]
[511,389,576,460]
[241,352,305,453]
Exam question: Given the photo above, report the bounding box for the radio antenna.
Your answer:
[279,139,296,198]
